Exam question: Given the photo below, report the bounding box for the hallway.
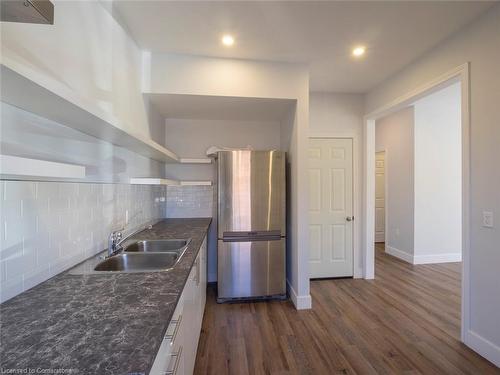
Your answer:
[194,245,499,374]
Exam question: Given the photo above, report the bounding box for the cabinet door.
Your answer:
[150,287,186,375]
[183,260,198,375]
[200,236,207,314]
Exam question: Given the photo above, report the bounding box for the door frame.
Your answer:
[374,149,387,244]
[309,134,361,278]
[362,63,470,342]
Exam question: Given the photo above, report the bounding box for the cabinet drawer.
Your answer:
[149,332,173,375]
[150,288,186,374]
[150,341,183,375]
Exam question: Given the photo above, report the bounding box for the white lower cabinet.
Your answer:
[150,236,207,375]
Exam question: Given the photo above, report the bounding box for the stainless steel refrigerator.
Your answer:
[217,150,286,302]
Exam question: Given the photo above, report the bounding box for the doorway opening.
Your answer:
[375,82,462,268]
[363,64,470,342]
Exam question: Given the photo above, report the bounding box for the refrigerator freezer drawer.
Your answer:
[217,239,286,300]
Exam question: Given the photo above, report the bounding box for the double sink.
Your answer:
[69,239,191,274]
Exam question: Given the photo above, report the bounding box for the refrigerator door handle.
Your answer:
[222,235,282,242]
[222,230,281,238]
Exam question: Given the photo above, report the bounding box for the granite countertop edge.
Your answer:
[0,218,212,375]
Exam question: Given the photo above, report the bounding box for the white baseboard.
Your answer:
[385,246,413,264]
[413,252,462,264]
[465,330,500,367]
[385,246,462,265]
[287,280,312,310]
[354,266,364,279]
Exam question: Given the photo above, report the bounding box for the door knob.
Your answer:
[346,216,354,222]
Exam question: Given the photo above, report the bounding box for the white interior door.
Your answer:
[375,151,386,243]
[308,138,353,278]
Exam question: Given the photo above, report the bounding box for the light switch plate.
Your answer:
[482,211,494,228]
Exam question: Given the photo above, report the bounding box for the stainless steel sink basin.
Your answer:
[94,253,179,272]
[68,238,191,275]
[124,239,190,253]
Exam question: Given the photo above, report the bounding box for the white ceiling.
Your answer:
[114,1,494,93]
[146,93,295,121]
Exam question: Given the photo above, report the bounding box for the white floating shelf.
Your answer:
[130,178,179,185]
[180,181,212,186]
[130,178,212,186]
[0,59,179,163]
[0,155,86,180]
[179,158,212,164]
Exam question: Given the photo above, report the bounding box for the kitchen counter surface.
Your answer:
[0,218,211,375]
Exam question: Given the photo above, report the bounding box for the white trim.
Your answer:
[363,120,376,279]
[386,246,462,265]
[385,246,413,264]
[130,178,212,186]
[364,64,465,120]
[287,280,312,310]
[0,155,85,180]
[130,178,179,185]
[413,253,462,264]
[309,133,362,278]
[374,149,387,244]
[465,330,500,368]
[363,63,470,344]
[180,181,213,186]
[179,158,212,164]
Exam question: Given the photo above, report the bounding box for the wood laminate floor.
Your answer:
[194,243,499,374]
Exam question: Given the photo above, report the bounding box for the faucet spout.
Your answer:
[108,230,123,257]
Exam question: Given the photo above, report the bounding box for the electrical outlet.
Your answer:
[483,211,494,228]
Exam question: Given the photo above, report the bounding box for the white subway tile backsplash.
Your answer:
[23,264,51,291]
[0,259,6,282]
[166,186,213,218]
[0,181,167,303]
[0,275,24,302]
[4,181,36,201]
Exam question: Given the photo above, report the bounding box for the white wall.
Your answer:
[145,53,311,308]
[0,1,168,302]
[0,101,167,305]
[310,93,364,137]
[164,118,281,181]
[365,4,500,364]
[164,118,282,282]
[376,107,415,260]
[309,92,364,276]
[1,103,165,183]
[0,180,166,303]
[413,82,462,263]
[0,0,164,145]
[0,1,166,180]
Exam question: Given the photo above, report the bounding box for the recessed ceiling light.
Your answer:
[352,46,366,57]
[222,34,235,47]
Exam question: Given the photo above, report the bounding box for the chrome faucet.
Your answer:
[106,221,156,258]
[108,230,123,257]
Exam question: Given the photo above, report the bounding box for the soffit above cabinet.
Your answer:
[145,93,296,122]
[0,59,178,163]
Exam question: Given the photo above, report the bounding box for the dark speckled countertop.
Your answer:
[0,218,211,375]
